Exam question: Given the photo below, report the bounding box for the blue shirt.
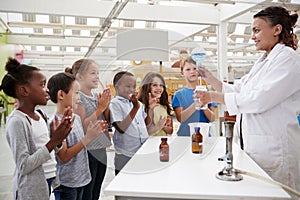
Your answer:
[172,87,217,136]
[110,96,148,157]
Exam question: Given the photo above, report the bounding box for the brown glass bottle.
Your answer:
[159,138,169,162]
[191,127,203,154]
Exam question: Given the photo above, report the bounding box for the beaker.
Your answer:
[188,122,216,159]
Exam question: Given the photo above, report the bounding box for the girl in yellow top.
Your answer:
[138,72,173,136]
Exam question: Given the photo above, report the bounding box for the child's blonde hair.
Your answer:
[69,58,97,78]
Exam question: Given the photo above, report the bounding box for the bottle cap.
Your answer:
[194,127,200,131]
[161,137,168,141]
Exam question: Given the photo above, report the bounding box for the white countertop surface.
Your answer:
[105,136,291,200]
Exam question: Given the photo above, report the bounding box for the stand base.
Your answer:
[216,168,243,181]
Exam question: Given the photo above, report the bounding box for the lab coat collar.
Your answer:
[263,43,285,62]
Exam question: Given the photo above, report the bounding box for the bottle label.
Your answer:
[192,142,202,154]
[160,147,169,162]
[192,132,203,154]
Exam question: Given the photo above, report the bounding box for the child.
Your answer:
[10,71,60,200]
[47,72,108,200]
[138,72,173,136]
[0,58,73,200]
[110,71,149,175]
[70,58,111,200]
[172,56,216,136]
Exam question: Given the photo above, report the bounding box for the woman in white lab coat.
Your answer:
[196,6,300,198]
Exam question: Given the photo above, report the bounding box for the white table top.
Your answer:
[105,136,290,200]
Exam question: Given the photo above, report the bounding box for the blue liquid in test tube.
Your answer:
[192,52,206,70]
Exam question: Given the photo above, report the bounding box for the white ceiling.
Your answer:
[1,0,300,79]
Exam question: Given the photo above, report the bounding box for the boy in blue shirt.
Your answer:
[172,56,217,136]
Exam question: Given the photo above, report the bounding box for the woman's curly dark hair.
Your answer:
[254,6,298,50]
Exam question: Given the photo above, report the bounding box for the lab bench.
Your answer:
[105,136,290,200]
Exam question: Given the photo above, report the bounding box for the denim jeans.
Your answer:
[56,185,84,200]
[47,177,60,200]
[82,149,107,200]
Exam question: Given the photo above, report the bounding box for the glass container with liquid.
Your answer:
[159,138,169,162]
[191,127,203,154]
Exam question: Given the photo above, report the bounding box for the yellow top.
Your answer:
[152,104,168,136]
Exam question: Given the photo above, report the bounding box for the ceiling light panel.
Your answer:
[36,14,49,23]
[64,29,72,35]
[23,27,34,34]
[52,46,60,52]
[66,47,74,52]
[65,16,75,25]
[234,24,246,35]
[236,38,244,43]
[208,36,216,43]
[111,19,122,27]
[80,47,88,53]
[43,28,53,34]
[80,30,90,36]
[10,27,22,33]
[194,36,203,41]
[36,46,45,51]
[87,18,100,26]
[8,13,22,22]
[134,20,145,28]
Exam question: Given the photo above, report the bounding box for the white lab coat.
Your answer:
[223,43,300,196]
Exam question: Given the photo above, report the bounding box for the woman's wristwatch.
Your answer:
[54,143,63,154]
